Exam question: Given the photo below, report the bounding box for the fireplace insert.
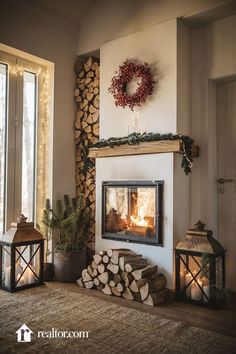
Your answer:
[102,181,163,246]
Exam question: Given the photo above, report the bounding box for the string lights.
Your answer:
[9,61,51,231]
[36,69,50,232]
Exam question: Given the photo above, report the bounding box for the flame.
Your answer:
[131,209,148,227]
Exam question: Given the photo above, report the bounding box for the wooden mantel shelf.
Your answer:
[88,140,199,159]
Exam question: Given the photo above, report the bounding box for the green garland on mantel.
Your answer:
[90,132,195,175]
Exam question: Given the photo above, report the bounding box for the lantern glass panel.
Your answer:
[216,256,223,288]
[1,245,11,287]
[15,244,41,287]
[179,254,211,301]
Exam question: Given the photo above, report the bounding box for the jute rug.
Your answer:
[0,284,236,354]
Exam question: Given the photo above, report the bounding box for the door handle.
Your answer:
[217,178,234,184]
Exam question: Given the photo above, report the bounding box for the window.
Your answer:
[0,63,7,234]
[0,49,51,234]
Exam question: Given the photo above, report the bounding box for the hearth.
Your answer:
[102,181,163,245]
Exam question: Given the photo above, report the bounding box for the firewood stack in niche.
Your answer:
[77,249,169,306]
[74,56,100,250]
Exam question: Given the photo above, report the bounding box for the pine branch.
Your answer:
[90,132,195,175]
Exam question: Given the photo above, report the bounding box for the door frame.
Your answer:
[207,66,236,238]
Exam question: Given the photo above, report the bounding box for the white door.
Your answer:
[217,79,236,291]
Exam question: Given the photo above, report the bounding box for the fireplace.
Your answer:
[102,181,163,246]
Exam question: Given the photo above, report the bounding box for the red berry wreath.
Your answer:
[108,60,155,110]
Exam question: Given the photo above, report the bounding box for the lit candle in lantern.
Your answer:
[185,273,192,297]
[24,267,35,284]
[191,279,202,301]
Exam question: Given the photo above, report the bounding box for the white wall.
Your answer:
[0,0,77,201]
[100,20,177,138]
[77,0,235,54]
[97,19,191,288]
[190,14,236,233]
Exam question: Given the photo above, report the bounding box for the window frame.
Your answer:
[0,50,48,232]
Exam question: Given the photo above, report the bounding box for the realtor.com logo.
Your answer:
[16,324,89,343]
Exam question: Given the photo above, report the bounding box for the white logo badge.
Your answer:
[16,324,33,342]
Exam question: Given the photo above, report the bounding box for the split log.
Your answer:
[109,264,119,274]
[89,104,97,114]
[87,265,94,277]
[78,83,85,91]
[111,249,136,265]
[98,272,110,284]
[103,255,109,264]
[75,95,82,103]
[78,70,84,78]
[92,269,98,277]
[125,259,148,273]
[87,70,94,78]
[94,277,100,286]
[132,265,158,281]
[129,280,139,293]
[107,248,131,258]
[85,77,92,86]
[140,281,155,301]
[82,89,88,98]
[76,278,84,287]
[109,280,116,288]
[83,272,92,283]
[111,287,121,297]
[91,62,98,71]
[102,284,112,296]
[107,249,113,258]
[120,271,133,287]
[122,288,134,301]
[99,250,107,256]
[91,260,98,270]
[143,291,166,306]
[93,254,103,265]
[119,254,142,271]
[84,280,94,289]
[94,87,99,95]
[94,95,99,109]
[84,57,92,72]
[136,278,148,289]
[93,122,99,136]
[93,78,99,87]
[113,274,121,284]
[106,263,112,271]
[117,282,125,293]
[82,268,88,278]
[76,110,84,122]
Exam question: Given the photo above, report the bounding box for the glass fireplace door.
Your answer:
[102,181,163,246]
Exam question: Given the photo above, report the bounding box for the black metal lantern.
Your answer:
[175,221,225,308]
[0,215,44,292]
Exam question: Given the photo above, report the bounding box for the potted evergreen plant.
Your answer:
[43,194,89,282]
[42,199,54,281]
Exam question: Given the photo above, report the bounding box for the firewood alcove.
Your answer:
[74,56,100,250]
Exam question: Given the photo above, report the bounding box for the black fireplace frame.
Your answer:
[102,180,164,246]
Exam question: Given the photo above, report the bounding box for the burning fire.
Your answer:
[130,209,148,227]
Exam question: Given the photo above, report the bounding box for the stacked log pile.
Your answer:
[77,248,168,306]
[74,56,100,250]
